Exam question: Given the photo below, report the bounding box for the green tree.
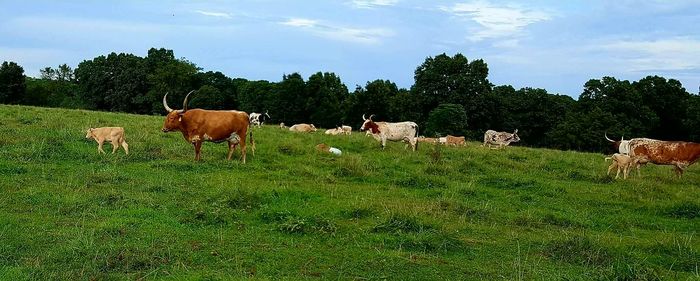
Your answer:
[412,53,492,130]
[425,103,468,137]
[634,76,690,140]
[0,61,26,104]
[306,72,349,128]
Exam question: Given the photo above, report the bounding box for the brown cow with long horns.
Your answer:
[161,91,254,163]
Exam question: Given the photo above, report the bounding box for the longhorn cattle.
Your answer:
[289,123,317,133]
[483,129,520,149]
[605,133,631,155]
[85,127,129,155]
[249,111,270,128]
[161,91,254,163]
[627,138,700,177]
[360,114,418,151]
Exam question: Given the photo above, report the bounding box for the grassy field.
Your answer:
[0,104,698,280]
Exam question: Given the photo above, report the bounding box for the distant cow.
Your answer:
[85,127,129,155]
[162,91,254,163]
[340,125,352,135]
[442,135,465,146]
[249,111,270,128]
[289,123,317,133]
[324,128,343,135]
[280,122,287,129]
[483,129,520,149]
[605,133,631,155]
[417,137,439,144]
[627,138,700,177]
[360,114,418,151]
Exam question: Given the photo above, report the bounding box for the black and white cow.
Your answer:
[249,111,270,128]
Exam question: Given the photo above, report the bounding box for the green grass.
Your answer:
[0,104,698,280]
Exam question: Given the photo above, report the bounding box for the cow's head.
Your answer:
[162,91,194,132]
[310,124,317,132]
[510,129,521,143]
[360,114,380,134]
[85,128,95,139]
[605,133,622,150]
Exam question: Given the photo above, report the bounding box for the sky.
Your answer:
[1,0,699,97]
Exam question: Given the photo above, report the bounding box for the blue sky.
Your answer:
[1,0,699,97]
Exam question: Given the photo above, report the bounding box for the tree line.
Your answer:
[1,48,699,152]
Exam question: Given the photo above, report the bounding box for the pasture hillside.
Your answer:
[0,104,698,280]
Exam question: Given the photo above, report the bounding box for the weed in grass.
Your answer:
[394,176,446,189]
[212,188,265,211]
[478,177,539,190]
[663,201,700,219]
[380,230,464,253]
[541,213,582,228]
[543,236,612,267]
[647,240,700,272]
[0,164,27,175]
[607,259,662,281]
[372,214,432,234]
[333,155,372,178]
[276,215,338,235]
[341,207,375,219]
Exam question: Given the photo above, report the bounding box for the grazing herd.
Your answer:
[83,90,699,179]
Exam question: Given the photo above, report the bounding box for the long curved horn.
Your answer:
[369,114,375,121]
[362,114,367,121]
[604,132,614,142]
[182,90,195,112]
[163,92,174,113]
[514,129,518,134]
[621,136,624,141]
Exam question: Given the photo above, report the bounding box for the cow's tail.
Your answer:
[249,127,255,156]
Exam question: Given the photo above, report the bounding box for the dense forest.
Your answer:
[1,48,698,152]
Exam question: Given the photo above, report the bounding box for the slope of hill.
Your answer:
[0,105,698,280]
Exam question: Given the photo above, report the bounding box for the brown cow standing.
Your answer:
[161,91,254,163]
[85,127,129,154]
[628,138,700,177]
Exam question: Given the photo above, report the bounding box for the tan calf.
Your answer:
[289,123,317,133]
[605,153,642,179]
[85,127,129,155]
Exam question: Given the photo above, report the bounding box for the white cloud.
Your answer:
[601,37,700,72]
[281,18,318,28]
[349,0,400,9]
[195,10,232,19]
[280,17,393,44]
[440,1,551,42]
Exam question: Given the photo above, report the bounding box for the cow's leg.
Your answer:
[226,141,235,161]
[111,140,119,154]
[607,162,616,176]
[193,141,202,161]
[615,166,622,179]
[97,139,106,154]
[381,138,386,150]
[623,164,630,179]
[121,139,129,155]
[674,164,686,178]
[239,131,247,164]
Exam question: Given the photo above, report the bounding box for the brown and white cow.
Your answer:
[627,138,700,177]
[289,123,317,133]
[85,127,129,155]
[360,114,418,151]
[162,91,254,163]
[483,129,520,149]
